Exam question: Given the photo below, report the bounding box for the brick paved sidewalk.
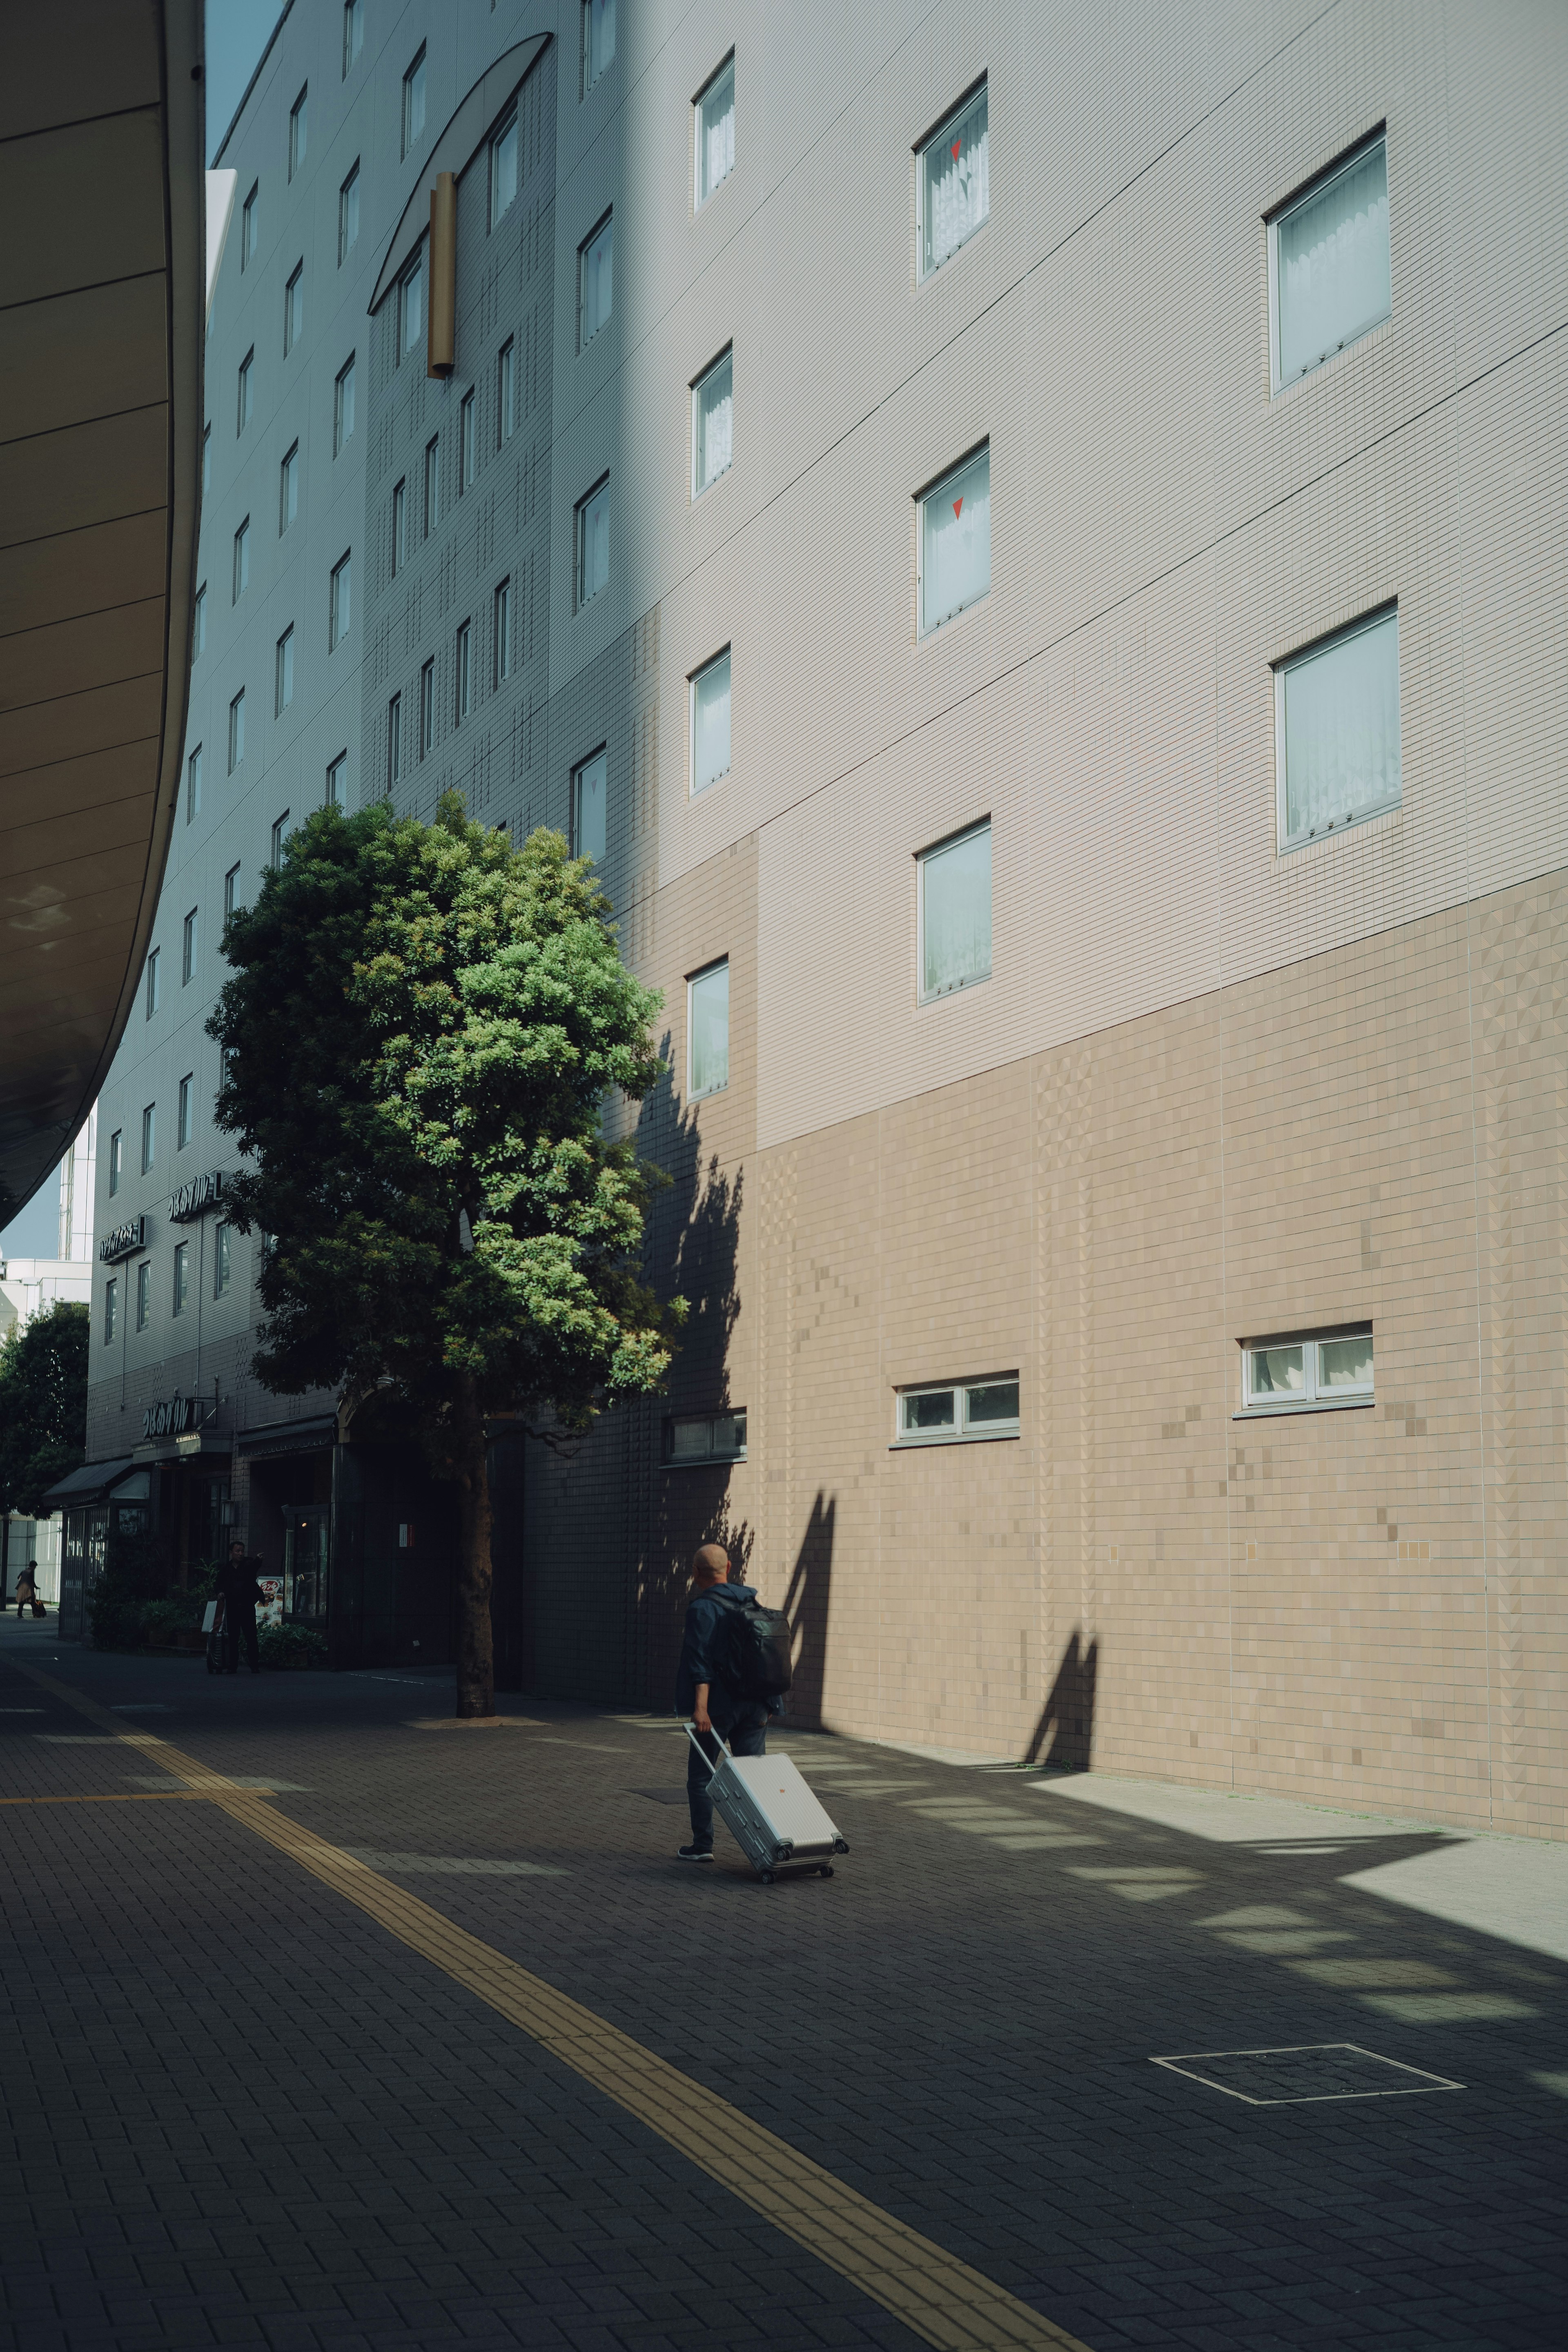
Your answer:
[0,1615,1564,2352]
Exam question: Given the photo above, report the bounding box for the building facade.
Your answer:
[80,1,1566,1837]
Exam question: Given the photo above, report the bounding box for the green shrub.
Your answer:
[259,1621,328,1670]
[87,1583,151,1650]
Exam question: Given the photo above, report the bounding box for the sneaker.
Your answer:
[677,1843,713,1862]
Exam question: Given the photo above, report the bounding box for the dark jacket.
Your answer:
[218,1556,265,1615]
[675,1581,780,1719]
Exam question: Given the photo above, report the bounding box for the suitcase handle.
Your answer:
[683,1720,733,1776]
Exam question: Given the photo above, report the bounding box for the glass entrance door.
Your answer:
[282,1506,329,1627]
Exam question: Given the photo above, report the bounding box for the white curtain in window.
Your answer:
[699,65,734,202]
[582,219,612,342]
[689,963,729,1096]
[922,446,989,631]
[695,354,732,491]
[1276,141,1389,383]
[401,261,423,356]
[579,482,609,602]
[922,823,991,998]
[575,752,606,862]
[1281,610,1399,843]
[692,651,730,789]
[492,116,518,225]
[585,0,616,89]
[924,90,988,274]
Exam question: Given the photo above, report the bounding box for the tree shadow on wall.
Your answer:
[1023,1630,1098,1768]
[780,1490,835,1728]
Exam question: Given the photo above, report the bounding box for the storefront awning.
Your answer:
[236,1414,339,1460]
[40,1456,137,1509]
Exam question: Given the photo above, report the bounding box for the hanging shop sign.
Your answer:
[142,1392,196,1440]
[99,1215,146,1262]
[169,1168,225,1222]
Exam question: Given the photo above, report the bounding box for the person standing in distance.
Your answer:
[218,1538,265,1675]
[675,1543,779,1862]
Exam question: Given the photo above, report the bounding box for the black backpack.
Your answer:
[722,1593,793,1702]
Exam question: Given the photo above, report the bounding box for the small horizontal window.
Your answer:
[664,1410,746,1466]
[1239,1327,1372,1414]
[895,1376,1019,1446]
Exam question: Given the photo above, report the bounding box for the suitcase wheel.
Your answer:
[759,1870,775,1885]
[818,1865,834,1879]
[833,1838,850,1855]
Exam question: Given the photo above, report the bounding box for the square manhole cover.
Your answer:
[1152,2042,1464,2105]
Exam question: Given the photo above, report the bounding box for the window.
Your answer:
[177,1071,193,1147]
[326,751,347,807]
[186,744,202,824]
[224,862,240,919]
[387,694,402,788]
[459,387,475,492]
[330,550,352,649]
[572,748,607,862]
[274,625,294,715]
[402,45,427,158]
[664,1410,746,1466]
[578,212,612,347]
[582,0,616,94]
[920,445,989,633]
[237,346,254,432]
[919,81,989,278]
[392,478,407,572]
[919,820,991,1001]
[181,909,197,985]
[423,435,439,534]
[576,476,609,608]
[104,1276,118,1343]
[288,85,307,179]
[270,811,290,869]
[144,948,160,1018]
[399,257,424,360]
[1271,134,1389,392]
[494,578,512,682]
[108,1129,122,1197]
[279,440,299,533]
[1242,1327,1374,1413]
[140,1102,156,1173]
[214,1223,232,1299]
[192,584,206,661]
[135,1260,151,1332]
[690,648,731,793]
[284,261,303,355]
[692,348,732,494]
[202,423,211,494]
[490,108,518,228]
[497,340,516,441]
[895,1376,1019,1446]
[455,621,472,722]
[334,354,356,454]
[172,1241,190,1317]
[338,161,360,264]
[228,688,245,771]
[695,55,735,207]
[342,0,363,77]
[419,659,435,758]
[688,960,729,1098]
[241,182,257,269]
[1276,606,1399,849]
[232,516,249,601]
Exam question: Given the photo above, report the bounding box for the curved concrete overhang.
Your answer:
[0,0,205,1223]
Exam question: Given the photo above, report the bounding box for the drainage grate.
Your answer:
[1152,2042,1464,2105]
[631,1788,688,1806]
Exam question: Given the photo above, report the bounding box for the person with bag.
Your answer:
[15,1560,39,1620]
[217,1539,265,1675]
[674,1543,789,1862]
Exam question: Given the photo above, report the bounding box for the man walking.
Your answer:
[218,1539,264,1675]
[675,1543,776,1862]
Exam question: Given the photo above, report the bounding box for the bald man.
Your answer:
[674,1543,774,1861]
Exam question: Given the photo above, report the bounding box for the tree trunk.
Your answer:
[453,1374,495,1717]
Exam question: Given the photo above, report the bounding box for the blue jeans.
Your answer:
[687,1702,767,1848]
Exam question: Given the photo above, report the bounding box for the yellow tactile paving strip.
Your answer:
[0,1792,207,1805]
[12,1665,1087,2352]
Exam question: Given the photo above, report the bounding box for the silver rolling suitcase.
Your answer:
[684,1723,850,1882]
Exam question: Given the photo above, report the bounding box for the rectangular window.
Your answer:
[459,387,475,492]
[224,862,240,919]
[490,108,518,228]
[140,1102,156,1173]
[419,659,435,758]
[202,423,210,494]
[172,1240,190,1317]
[392,478,407,572]
[387,694,402,788]
[690,648,731,793]
[688,959,729,1099]
[232,516,249,601]
[214,1223,232,1299]
[135,1260,151,1332]
[288,85,307,180]
[895,1376,1019,1446]
[1242,1327,1374,1413]
[494,578,512,683]
[338,160,359,263]
[228,688,245,772]
[330,550,352,649]
[181,909,197,985]
[186,744,202,824]
[279,440,299,533]
[402,45,427,158]
[572,747,607,862]
[326,751,346,807]
[176,1071,193,1147]
[400,257,424,361]
[1276,606,1399,849]
[334,354,356,454]
[144,948,160,1018]
[576,476,609,608]
[236,347,254,433]
[270,811,290,869]
[497,340,516,441]
[920,445,989,633]
[578,212,612,347]
[1271,134,1389,392]
[423,435,439,534]
[692,347,732,495]
[455,621,472,721]
[581,0,616,94]
[919,820,991,1002]
[241,182,257,269]
[104,1276,118,1343]
[664,1410,746,1466]
[695,54,735,208]
[192,584,205,662]
[274,625,294,715]
[342,0,362,77]
[284,261,303,355]
[108,1128,122,1196]
[919,81,989,278]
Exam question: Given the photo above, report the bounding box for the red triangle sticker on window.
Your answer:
[953,497,963,519]
[951,140,961,159]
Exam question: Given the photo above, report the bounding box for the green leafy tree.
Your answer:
[0,1298,89,1521]
[208,794,683,1716]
